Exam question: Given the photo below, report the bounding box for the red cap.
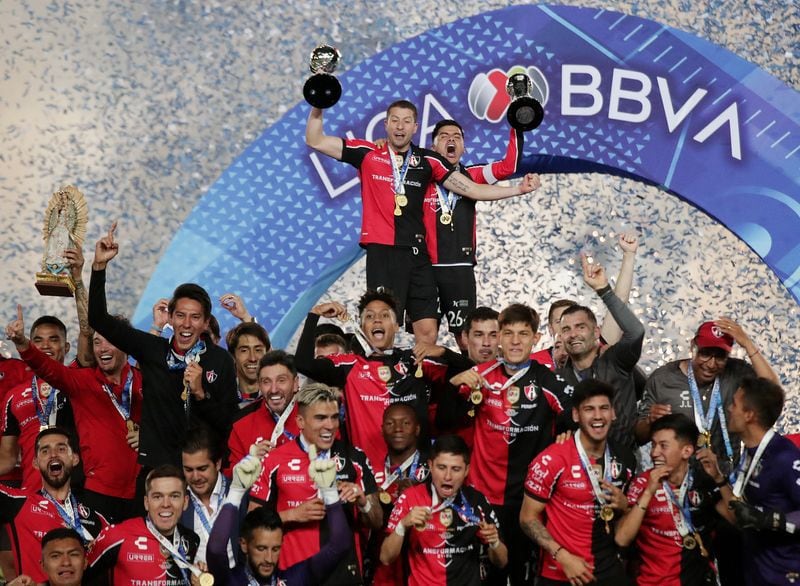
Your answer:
[694,322,734,352]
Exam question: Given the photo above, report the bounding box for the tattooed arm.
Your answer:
[441,170,540,201]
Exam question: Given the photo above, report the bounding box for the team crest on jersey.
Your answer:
[409,154,420,166]
[394,361,408,377]
[688,490,702,507]
[609,459,622,479]
[159,545,170,559]
[439,508,453,527]
[78,504,90,519]
[524,384,537,401]
[415,467,429,482]
[205,370,217,383]
[506,386,520,404]
[334,455,346,472]
[377,366,392,382]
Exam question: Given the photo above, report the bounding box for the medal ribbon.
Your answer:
[478,359,531,392]
[387,146,412,196]
[188,476,228,536]
[39,490,93,543]
[434,184,459,215]
[451,493,481,526]
[344,315,376,356]
[429,489,455,514]
[166,339,206,370]
[269,398,297,445]
[731,429,775,499]
[687,363,733,458]
[662,469,695,539]
[380,451,420,491]
[244,564,275,585]
[145,517,202,584]
[573,430,613,511]
[101,367,133,421]
[31,375,57,428]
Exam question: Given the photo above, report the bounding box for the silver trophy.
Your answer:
[506,73,544,131]
[303,45,342,109]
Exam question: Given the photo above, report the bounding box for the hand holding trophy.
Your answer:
[303,45,342,109]
[506,69,545,131]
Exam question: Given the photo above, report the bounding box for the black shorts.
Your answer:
[365,244,438,323]
[434,265,476,334]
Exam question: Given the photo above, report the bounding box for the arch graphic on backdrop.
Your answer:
[133,4,800,348]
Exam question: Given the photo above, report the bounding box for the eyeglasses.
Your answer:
[695,348,728,366]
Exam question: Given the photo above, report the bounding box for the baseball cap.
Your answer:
[694,321,734,352]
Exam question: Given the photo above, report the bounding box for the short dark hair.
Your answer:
[738,377,785,429]
[383,402,419,424]
[145,464,186,494]
[358,289,399,321]
[430,434,470,464]
[548,299,577,326]
[559,304,598,327]
[499,303,540,332]
[30,316,67,340]
[226,322,270,354]
[463,307,499,335]
[168,283,212,319]
[35,426,78,454]
[258,350,297,378]
[650,413,699,447]
[386,100,417,121]
[181,425,223,464]
[41,527,85,552]
[432,119,464,141]
[314,323,346,339]
[241,506,283,541]
[315,333,347,352]
[571,379,614,407]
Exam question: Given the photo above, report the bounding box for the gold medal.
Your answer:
[697,431,711,448]
[181,390,188,401]
[467,409,475,418]
[682,534,697,550]
[395,194,408,207]
[379,491,392,505]
[439,212,452,225]
[469,389,483,405]
[126,419,136,433]
[394,200,402,216]
[198,572,214,586]
[40,383,52,398]
[415,362,424,378]
[599,505,615,521]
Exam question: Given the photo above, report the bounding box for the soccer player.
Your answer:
[6,527,88,586]
[520,380,635,586]
[88,223,238,469]
[225,321,270,407]
[449,303,572,585]
[248,383,381,585]
[381,434,506,585]
[6,305,143,522]
[616,414,728,585]
[724,377,800,585]
[226,350,301,476]
[0,428,106,583]
[305,100,540,344]
[87,465,202,584]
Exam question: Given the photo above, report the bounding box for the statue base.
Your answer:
[35,272,75,297]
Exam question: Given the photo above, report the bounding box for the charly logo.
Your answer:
[468,65,549,123]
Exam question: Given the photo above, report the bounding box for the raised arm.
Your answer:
[64,246,95,367]
[715,318,779,384]
[600,233,638,345]
[294,305,348,388]
[306,107,344,159]
[442,170,540,202]
[468,127,523,184]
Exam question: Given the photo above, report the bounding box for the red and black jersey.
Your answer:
[340,140,454,248]
[459,359,572,507]
[423,128,523,265]
[0,485,106,582]
[2,378,77,491]
[224,398,300,476]
[530,348,556,371]
[18,344,143,499]
[295,312,447,471]
[249,438,377,584]
[626,469,721,586]
[87,517,199,586]
[0,358,30,485]
[386,481,500,586]
[524,438,635,582]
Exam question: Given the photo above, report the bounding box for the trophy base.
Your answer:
[35,272,75,297]
[304,74,342,109]
[507,98,544,132]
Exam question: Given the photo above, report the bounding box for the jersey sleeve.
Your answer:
[19,345,89,396]
[537,365,573,415]
[340,138,375,168]
[386,491,412,533]
[249,456,279,506]
[351,446,378,494]
[466,127,523,185]
[524,447,564,502]
[86,523,123,571]
[2,395,20,437]
[294,313,348,388]
[307,503,352,581]
[425,149,456,183]
[626,473,649,507]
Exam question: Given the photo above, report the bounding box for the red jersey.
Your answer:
[626,469,720,586]
[249,438,377,584]
[225,398,300,476]
[460,359,572,506]
[340,140,454,247]
[530,348,555,371]
[88,517,199,586]
[19,344,142,499]
[386,482,500,586]
[2,377,76,491]
[423,128,522,265]
[0,484,106,582]
[524,438,634,582]
[0,358,29,484]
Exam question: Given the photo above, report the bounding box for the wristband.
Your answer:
[636,501,648,512]
[747,349,760,358]
[489,540,500,550]
[394,523,406,537]
[358,498,373,514]
[595,284,613,297]
[552,546,563,559]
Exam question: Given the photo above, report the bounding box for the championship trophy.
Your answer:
[34,185,88,297]
[506,72,544,131]
[303,45,342,109]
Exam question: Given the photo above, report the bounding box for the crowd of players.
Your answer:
[0,97,797,586]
